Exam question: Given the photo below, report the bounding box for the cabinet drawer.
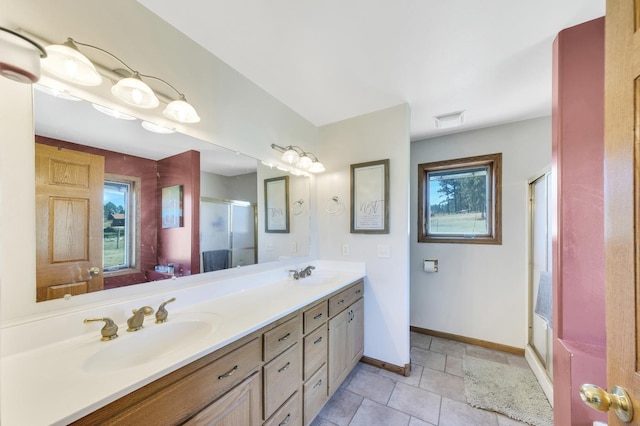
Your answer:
[328,280,364,317]
[263,391,302,426]
[303,301,327,334]
[303,326,327,380]
[263,343,302,420]
[264,316,301,362]
[303,364,328,426]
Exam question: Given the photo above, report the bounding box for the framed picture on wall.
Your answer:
[264,176,289,233]
[350,159,389,234]
[161,184,183,228]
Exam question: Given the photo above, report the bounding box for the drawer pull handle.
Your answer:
[313,313,323,320]
[313,336,323,345]
[217,365,239,380]
[313,379,323,389]
[356,289,362,294]
[279,413,291,426]
[278,362,291,373]
[278,333,291,342]
[338,299,345,305]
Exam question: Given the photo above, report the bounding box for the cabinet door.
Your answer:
[348,298,364,368]
[328,308,350,396]
[184,372,261,426]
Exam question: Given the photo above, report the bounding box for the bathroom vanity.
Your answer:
[0,262,365,426]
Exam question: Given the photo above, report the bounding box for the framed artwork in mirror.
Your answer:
[265,176,289,233]
[350,159,389,234]
[162,185,183,228]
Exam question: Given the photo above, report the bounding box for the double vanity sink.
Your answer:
[1,262,365,425]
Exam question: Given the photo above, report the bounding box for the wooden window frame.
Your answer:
[418,153,502,245]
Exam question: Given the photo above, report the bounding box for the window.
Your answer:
[418,153,502,244]
[103,175,140,272]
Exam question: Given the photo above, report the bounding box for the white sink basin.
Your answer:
[81,312,223,373]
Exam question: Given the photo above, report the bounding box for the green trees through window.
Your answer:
[418,153,501,244]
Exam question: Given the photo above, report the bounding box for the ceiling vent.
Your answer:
[434,110,465,129]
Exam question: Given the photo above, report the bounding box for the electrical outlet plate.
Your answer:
[342,243,349,256]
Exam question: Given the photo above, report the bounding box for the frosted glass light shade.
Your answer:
[163,97,200,123]
[111,73,159,108]
[281,148,300,164]
[296,155,313,170]
[141,121,175,134]
[309,161,325,173]
[91,103,136,120]
[41,42,102,86]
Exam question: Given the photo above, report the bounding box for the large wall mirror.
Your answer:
[34,87,310,302]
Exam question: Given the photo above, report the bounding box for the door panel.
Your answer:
[604,0,640,423]
[35,143,104,301]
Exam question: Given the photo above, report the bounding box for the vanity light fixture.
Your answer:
[92,103,137,120]
[0,26,47,84]
[34,83,81,101]
[141,120,176,134]
[39,36,200,122]
[270,144,325,173]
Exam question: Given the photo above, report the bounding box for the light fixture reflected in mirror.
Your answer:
[92,103,136,120]
[271,144,325,173]
[141,120,176,134]
[34,83,81,101]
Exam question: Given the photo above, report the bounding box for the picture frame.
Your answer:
[264,176,289,233]
[161,184,183,228]
[350,159,390,234]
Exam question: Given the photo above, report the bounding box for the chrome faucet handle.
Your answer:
[84,317,118,341]
[289,269,300,280]
[127,306,154,332]
[155,297,176,323]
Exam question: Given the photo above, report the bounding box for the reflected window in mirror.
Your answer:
[103,176,140,274]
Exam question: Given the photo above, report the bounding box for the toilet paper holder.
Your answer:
[424,259,438,273]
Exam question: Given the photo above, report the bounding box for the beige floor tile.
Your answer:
[439,397,499,426]
[387,382,441,425]
[349,398,411,426]
[429,337,466,357]
[445,355,463,377]
[314,389,362,426]
[378,363,423,387]
[497,414,530,425]
[505,354,530,369]
[419,367,466,403]
[410,331,433,350]
[345,368,396,405]
[409,417,436,426]
[410,347,447,371]
[465,344,508,364]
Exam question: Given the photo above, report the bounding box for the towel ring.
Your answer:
[325,196,344,215]
[292,199,304,215]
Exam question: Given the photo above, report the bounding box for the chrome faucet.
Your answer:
[84,317,118,341]
[155,297,176,323]
[299,265,315,278]
[289,269,300,280]
[127,306,154,332]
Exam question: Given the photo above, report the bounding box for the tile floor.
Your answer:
[311,332,544,426]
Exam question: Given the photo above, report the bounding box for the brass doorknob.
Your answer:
[88,266,101,276]
[579,383,634,422]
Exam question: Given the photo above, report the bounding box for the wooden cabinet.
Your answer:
[73,279,364,426]
[328,283,364,397]
[184,372,261,426]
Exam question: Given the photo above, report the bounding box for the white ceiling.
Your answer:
[138,0,605,141]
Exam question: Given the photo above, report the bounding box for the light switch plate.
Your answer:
[342,244,349,256]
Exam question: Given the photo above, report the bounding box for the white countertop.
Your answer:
[0,262,365,426]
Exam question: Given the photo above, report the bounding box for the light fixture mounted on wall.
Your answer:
[270,144,325,173]
[0,26,47,84]
[39,37,200,123]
